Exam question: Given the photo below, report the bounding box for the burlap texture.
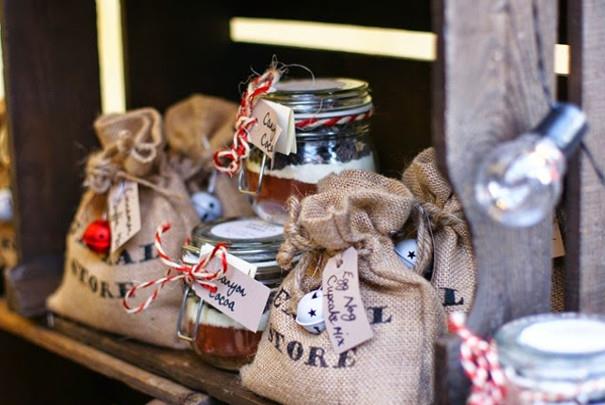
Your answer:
[165,94,236,162]
[241,170,445,405]
[402,148,476,313]
[93,108,163,177]
[164,94,253,218]
[48,108,198,348]
[552,258,565,312]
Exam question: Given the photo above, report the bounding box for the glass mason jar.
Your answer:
[241,78,378,224]
[176,217,285,371]
[495,313,605,404]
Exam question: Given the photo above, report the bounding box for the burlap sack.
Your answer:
[48,108,198,348]
[401,148,476,314]
[241,170,445,405]
[164,94,253,218]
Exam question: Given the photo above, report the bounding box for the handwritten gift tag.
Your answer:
[249,99,283,159]
[271,100,296,156]
[108,181,141,253]
[322,247,374,354]
[188,244,271,332]
[250,99,296,158]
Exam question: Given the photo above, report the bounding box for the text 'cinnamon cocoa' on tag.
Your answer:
[322,247,374,354]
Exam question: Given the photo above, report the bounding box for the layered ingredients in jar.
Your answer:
[244,78,378,224]
[245,132,376,216]
[179,217,286,371]
[185,293,271,371]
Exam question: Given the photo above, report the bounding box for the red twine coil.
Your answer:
[448,313,507,405]
[122,223,228,314]
[213,67,283,176]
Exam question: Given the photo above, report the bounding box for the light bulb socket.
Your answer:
[535,102,588,157]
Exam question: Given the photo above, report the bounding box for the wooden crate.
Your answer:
[0,0,603,403]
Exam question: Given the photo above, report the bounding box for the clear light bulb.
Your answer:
[475,103,587,227]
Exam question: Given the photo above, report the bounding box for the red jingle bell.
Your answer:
[82,219,111,254]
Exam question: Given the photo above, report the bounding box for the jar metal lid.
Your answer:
[264,78,372,117]
[189,217,284,265]
[495,313,605,382]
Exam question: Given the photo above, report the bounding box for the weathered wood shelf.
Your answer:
[0,299,273,405]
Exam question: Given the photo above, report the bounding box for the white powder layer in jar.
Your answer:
[247,154,376,184]
[186,295,270,331]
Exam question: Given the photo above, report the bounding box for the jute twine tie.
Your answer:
[85,130,177,198]
[277,196,372,308]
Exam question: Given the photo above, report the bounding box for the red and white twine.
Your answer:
[448,313,507,405]
[450,313,605,404]
[214,67,283,175]
[294,109,373,130]
[122,223,228,314]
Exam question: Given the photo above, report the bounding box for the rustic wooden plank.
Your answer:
[432,0,557,403]
[1,0,102,314]
[49,316,274,405]
[4,255,63,316]
[232,1,430,30]
[565,0,605,313]
[0,300,208,405]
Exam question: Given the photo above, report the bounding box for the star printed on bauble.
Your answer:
[407,251,416,260]
[312,292,318,299]
[308,309,317,317]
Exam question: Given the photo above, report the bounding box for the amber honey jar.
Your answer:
[240,78,377,224]
[177,217,285,370]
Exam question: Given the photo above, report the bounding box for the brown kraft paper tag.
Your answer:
[108,180,141,254]
[190,244,270,332]
[552,218,565,258]
[322,247,374,354]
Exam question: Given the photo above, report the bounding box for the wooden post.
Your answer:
[565,0,605,313]
[432,0,557,402]
[1,0,101,315]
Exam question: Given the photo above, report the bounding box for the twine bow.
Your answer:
[122,223,228,314]
[85,129,177,198]
[213,66,283,175]
[277,196,373,311]
[277,197,372,270]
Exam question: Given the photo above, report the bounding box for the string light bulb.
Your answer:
[475,103,587,227]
